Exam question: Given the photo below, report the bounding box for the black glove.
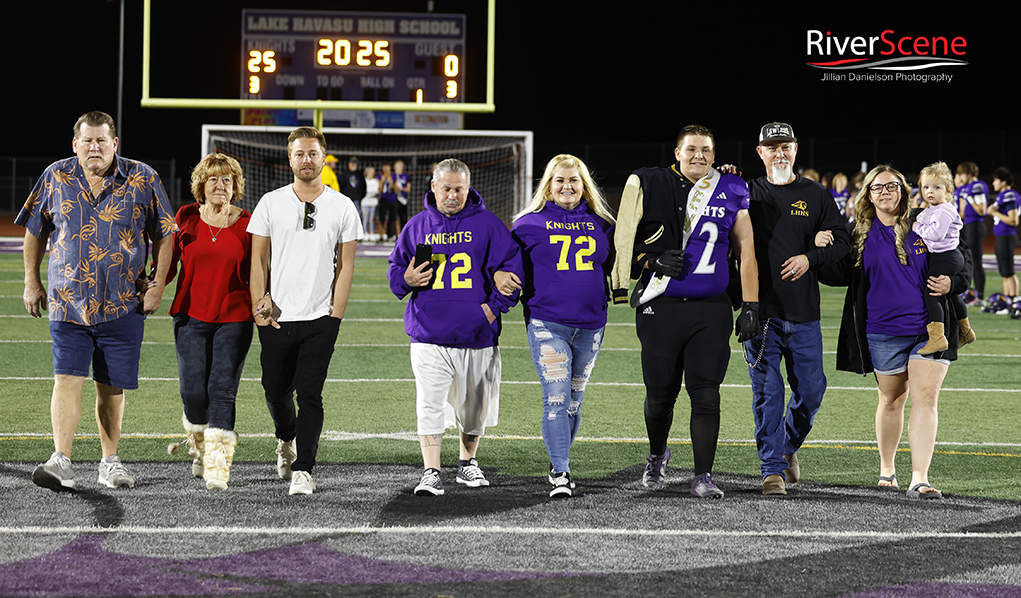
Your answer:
[735,301,760,343]
[648,250,684,278]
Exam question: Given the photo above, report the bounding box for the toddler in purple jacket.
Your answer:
[912,161,975,354]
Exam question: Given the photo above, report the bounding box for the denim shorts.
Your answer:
[50,310,145,390]
[867,332,950,376]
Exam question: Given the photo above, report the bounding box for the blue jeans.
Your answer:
[744,318,826,479]
[526,319,604,474]
[174,316,253,430]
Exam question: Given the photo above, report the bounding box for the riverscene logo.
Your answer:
[806,29,968,83]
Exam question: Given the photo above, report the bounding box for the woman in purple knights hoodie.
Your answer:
[499,154,615,498]
[826,165,973,501]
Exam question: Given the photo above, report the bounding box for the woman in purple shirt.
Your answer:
[829,165,972,500]
[501,154,615,498]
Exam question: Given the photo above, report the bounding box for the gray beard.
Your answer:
[770,164,792,184]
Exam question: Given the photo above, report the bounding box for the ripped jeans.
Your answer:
[526,318,605,474]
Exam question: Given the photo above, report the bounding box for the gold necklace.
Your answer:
[204,204,231,242]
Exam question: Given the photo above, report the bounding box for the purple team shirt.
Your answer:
[863,221,928,336]
[993,189,1019,237]
[956,180,989,224]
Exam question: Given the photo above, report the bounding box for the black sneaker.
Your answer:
[549,471,573,498]
[456,458,489,487]
[414,468,444,496]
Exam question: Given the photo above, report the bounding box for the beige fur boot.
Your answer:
[958,317,977,346]
[203,428,238,491]
[168,413,207,478]
[918,321,949,355]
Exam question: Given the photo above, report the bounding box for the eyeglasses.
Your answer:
[303,202,316,230]
[869,182,901,194]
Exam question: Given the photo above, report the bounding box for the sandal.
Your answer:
[906,482,943,500]
[878,474,898,489]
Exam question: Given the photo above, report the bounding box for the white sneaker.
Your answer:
[289,470,315,495]
[97,455,135,488]
[276,438,296,480]
[33,451,76,491]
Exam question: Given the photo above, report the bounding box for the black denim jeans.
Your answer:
[257,316,341,473]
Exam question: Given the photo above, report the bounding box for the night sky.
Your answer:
[9,1,1018,187]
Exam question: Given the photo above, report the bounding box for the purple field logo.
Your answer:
[806,30,968,82]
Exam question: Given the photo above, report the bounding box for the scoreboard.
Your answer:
[242,10,465,104]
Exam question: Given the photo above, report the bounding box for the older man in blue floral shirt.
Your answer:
[17,110,177,492]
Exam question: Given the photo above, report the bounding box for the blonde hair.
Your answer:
[514,154,615,223]
[190,153,246,204]
[851,164,912,266]
[918,161,954,192]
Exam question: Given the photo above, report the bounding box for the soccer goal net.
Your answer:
[200,125,533,224]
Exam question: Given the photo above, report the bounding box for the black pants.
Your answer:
[636,293,732,474]
[378,199,398,240]
[258,316,341,472]
[962,220,986,296]
[995,234,1018,278]
[923,249,967,323]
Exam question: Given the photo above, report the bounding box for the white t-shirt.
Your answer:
[248,185,364,321]
[362,178,379,207]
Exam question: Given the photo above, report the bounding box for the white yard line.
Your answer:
[1,524,1020,540]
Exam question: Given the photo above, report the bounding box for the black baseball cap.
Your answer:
[758,122,797,145]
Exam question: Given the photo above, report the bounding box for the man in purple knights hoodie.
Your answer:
[387,158,523,497]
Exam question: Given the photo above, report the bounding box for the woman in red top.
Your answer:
[167,153,254,490]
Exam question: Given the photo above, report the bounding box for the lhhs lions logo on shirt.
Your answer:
[790,200,809,217]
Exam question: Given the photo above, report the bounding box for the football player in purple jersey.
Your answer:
[954,162,988,303]
[990,167,1019,302]
[610,125,760,498]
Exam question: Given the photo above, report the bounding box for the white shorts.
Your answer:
[410,343,501,436]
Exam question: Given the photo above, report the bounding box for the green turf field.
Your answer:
[1,251,1019,499]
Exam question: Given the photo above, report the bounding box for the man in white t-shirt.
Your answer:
[248,127,363,495]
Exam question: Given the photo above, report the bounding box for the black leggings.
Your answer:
[961,220,986,296]
[924,249,967,323]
